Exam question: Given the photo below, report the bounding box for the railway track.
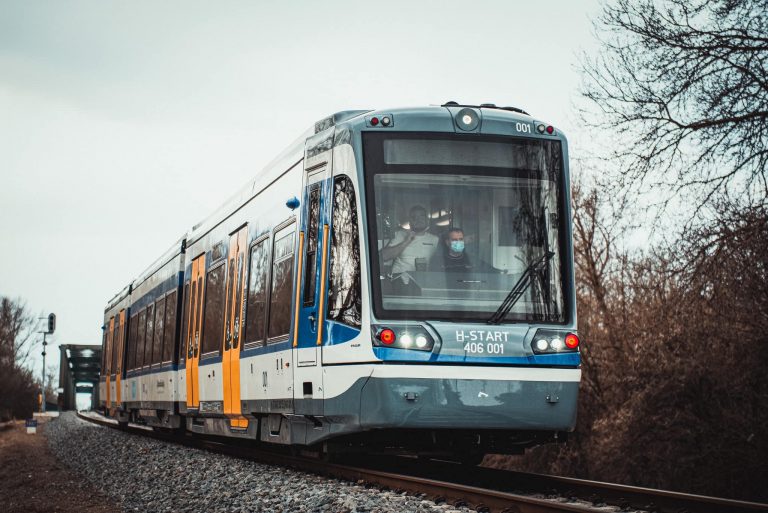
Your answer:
[76,411,767,513]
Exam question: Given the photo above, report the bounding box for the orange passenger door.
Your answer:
[185,254,206,410]
[222,226,248,430]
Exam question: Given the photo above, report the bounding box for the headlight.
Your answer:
[531,329,580,354]
[372,325,435,352]
[455,108,480,131]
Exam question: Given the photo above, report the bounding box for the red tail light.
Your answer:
[379,328,396,345]
[565,333,580,349]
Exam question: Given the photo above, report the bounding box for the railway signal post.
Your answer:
[38,313,56,413]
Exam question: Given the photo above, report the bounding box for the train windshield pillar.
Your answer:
[364,133,567,323]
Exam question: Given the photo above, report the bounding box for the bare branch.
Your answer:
[579,0,768,230]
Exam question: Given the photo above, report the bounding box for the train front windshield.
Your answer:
[364,133,567,323]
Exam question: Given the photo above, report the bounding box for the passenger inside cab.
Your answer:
[430,227,470,272]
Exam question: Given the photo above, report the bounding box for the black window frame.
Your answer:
[244,234,272,347]
[201,260,227,357]
[111,319,119,374]
[101,327,108,376]
[179,281,190,364]
[327,174,362,329]
[303,184,321,307]
[106,317,115,376]
[163,289,178,365]
[127,313,139,371]
[362,131,571,324]
[144,303,155,368]
[267,219,296,343]
[152,296,166,366]
[136,308,147,369]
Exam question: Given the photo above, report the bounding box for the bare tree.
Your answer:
[0,297,36,368]
[0,296,39,420]
[580,0,768,220]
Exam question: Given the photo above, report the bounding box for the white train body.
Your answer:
[99,105,581,456]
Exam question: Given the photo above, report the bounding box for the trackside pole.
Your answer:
[39,313,56,414]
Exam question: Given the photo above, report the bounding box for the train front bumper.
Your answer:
[358,365,580,431]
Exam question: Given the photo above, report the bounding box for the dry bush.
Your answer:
[507,0,768,499]
[487,196,768,502]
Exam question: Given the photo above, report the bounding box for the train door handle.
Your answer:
[308,312,317,332]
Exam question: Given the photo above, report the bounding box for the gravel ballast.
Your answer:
[47,412,478,513]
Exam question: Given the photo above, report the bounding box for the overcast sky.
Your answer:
[0,0,601,383]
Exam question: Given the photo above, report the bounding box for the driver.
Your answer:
[381,205,438,275]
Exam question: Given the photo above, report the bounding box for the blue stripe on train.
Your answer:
[373,346,580,366]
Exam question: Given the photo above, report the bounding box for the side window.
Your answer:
[179,281,189,363]
[164,290,177,363]
[188,279,199,359]
[233,251,245,349]
[225,255,236,349]
[128,314,138,371]
[268,223,296,341]
[116,315,125,373]
[245,238,270,345]
[202,263,226,355]
[144,303,155,368]
[303,185,321,306]
[105,318,114,376]
[111,319,119,373]
[328,175,362,328]
[101,328,108,373]
[153,297,166,365]
[136,309,147,368]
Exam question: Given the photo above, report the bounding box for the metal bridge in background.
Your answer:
[58,344,101,410]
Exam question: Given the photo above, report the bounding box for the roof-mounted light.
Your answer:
[367,114,394,128]
[455,107,480,131]
[536,123,556,135]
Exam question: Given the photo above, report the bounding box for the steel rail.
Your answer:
[75,412,768,513]
[351,455,768,513]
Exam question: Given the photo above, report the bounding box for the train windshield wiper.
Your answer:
[486,251,554,325]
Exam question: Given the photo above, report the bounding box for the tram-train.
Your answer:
[99,103,580,460]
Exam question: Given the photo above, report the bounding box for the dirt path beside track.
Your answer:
[0,416,120,513]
